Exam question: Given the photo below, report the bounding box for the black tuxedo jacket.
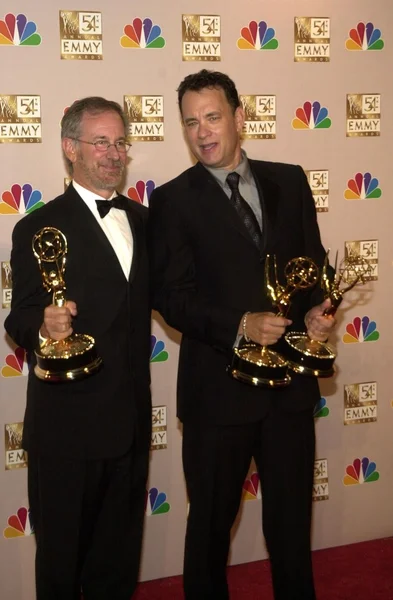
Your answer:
[149,160,328,426]
[5,184,151,459]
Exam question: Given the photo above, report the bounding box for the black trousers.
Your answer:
[182,404,316,600]
[28,446,147,600]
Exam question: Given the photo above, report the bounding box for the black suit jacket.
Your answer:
[5,184,151,459]
[149,160,327,426]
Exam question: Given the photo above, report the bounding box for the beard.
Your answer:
[77,155,125,192]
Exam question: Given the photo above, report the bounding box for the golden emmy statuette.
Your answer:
[284,251,371,377]
[32,227,102,382]
[229,255,319,388]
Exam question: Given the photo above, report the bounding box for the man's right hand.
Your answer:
[40,301,78,341]
[239,312,292,346]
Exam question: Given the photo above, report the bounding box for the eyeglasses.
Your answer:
[70,138,132,153]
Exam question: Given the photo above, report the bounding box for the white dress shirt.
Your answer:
[73,181,133,280]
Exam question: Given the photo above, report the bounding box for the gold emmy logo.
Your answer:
[344,382,377,425]
[306,170,329,212]
[294,17,330,62]
[345,240,378,280]
[313,459,329,501]
[59,11,103,60]
[0,95,41,144]
[5,423,27,470]
[1,261,12,308]
[64,177,72,191]
[240,95,276,139]
[346,94,381,137]
[182,14,221,61]
[151,406,167,450]
[124,95,164,141]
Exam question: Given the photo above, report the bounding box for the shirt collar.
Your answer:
[204,150,253,188]
[72,180,117,203]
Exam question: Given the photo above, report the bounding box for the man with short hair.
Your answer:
[148,70,335,600]
[5,97,151,600]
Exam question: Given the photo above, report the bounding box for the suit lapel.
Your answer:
[124,197,144,284]
[248,160,281,255]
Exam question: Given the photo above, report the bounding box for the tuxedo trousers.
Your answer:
[28,443,147,600]
[182,402,316,600]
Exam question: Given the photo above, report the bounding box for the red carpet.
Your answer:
[134,537,393,599]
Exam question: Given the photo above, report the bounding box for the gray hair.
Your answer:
[61,97,129,173]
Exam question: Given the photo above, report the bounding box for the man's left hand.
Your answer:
[305,299,336,342]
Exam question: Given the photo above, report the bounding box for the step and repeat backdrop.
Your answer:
[0,1,392,598]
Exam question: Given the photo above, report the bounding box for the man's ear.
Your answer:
[234,105,245,133]
[62,138,77,165]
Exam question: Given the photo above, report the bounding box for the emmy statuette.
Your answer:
[32,227,102,382]
[229,255,319,388]
[284,251,371,377]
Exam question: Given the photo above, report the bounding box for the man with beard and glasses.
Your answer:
[5,97,151,600]
[148,70,336,600]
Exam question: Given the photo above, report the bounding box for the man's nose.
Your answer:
[106,144,121,158]
[197,123,210,139]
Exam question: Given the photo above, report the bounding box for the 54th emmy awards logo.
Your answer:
[182,14,221,61]
[59,10,103,60]
[1,261,12,308]
[5,423,27,470]
[313,459,329,501]
[346,94,381,137]
[124,95,164,142]
[306,170,329,212]
[294,17,330,61]
[0,95,41,143]
[151,406,167,450]
[345,240,378,280]
[344,382,377,425]
[240,95,276,139]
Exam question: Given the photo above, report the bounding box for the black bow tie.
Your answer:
[95,196,131,218]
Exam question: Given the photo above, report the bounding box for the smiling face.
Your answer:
[181,86,244,172]
[62,110,127,199]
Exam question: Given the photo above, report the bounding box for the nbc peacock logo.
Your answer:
[343,316,379,344]
[1,347,29,377]
[237,20,278,50]
[127,180,155,206]
[314,397,329,418]
[0,184,44,215]
[292,102,331,130]
[242,472,261,500]
[346,22,384,51]
[3,507,34,538]
[150,335,168,363]
[344,172,382,201]
[0,13,41,45]
[343,457,379,485]
[120,18,165,49]
[145,487,170,516]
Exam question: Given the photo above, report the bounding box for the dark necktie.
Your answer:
[226,172,262,250]
[95,196,131,218]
